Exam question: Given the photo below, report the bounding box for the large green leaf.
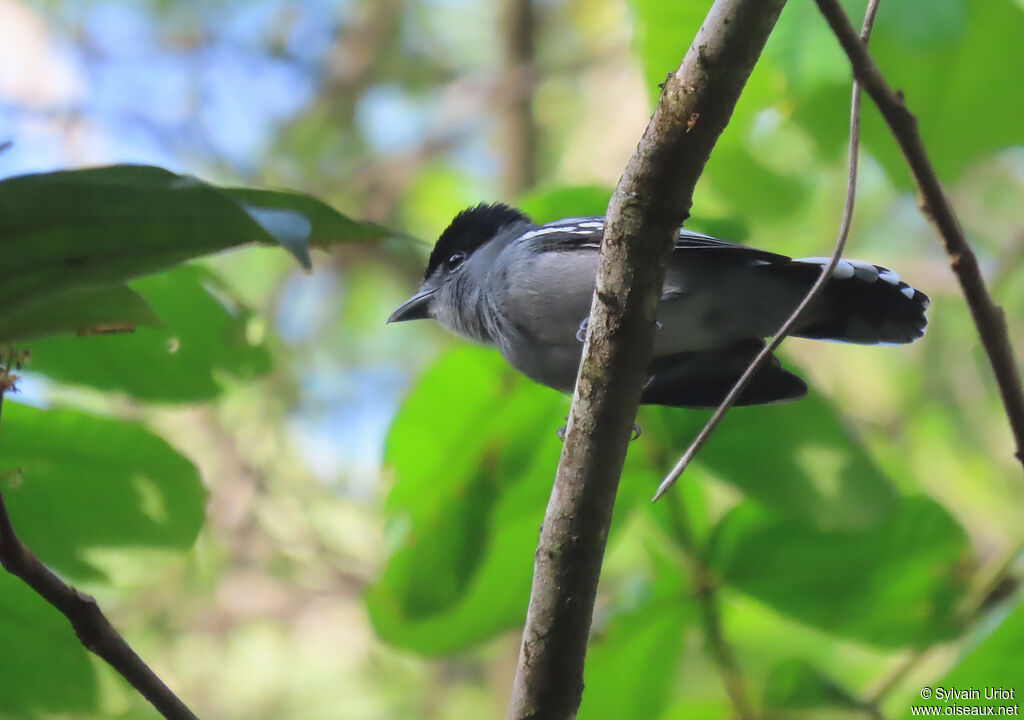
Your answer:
[367,348,563,653]
[625,0,706,101]
[578,543,694,720]
[785,0,1024,184]
[0,402,206,580]
[763,659,877,719]
[641,391,899,531]
[518,185,613,223]
[709,497,971,648]
[0,574,97,718]
[26,264,272,402]
[899,600,1024,718]
[628,0,1023,200]
[0,164,393,326]
[367,347,653,654]
[0,285,160,344]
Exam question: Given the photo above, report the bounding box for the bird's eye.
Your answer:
[446,252,466,270]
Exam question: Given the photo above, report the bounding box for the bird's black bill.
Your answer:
[387,288,436,323]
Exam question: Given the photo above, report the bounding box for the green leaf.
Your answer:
[702,144,809,220]
[783,0,1024,184]
[222,186,401,264]
[867,0,1023,183]
[0,574,97,717]
[709,497,971,648]
[368,346,653,654]
[518,185,612,223]
[625,0,706,101]
[763,659,877,719]
[626,0,812,223]
[898,601,1024,718]
[367,348,566,653]
[0,164,393,317]
[26,264,272,402]
[0,402,206,580]
[641,391,899,531]
[579,558,693,720]
[0,285,160,344]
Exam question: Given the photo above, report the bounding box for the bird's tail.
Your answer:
[770,257,929,344]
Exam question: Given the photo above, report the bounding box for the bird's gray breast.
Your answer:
[492,248,599,392]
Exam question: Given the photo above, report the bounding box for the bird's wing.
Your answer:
[526,218,791,264]
[642,339,807,407]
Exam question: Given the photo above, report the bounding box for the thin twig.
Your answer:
[653,0,882,502]
[666,495,754,719]
[812,0,1024,474]
[867,648,928,706]
[0,380,200,720]
[868,537,1023,705]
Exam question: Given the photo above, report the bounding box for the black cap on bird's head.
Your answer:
[388,203,531,324]
[424,203,531,279]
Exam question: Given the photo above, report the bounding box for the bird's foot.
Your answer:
[576,317,589,343]
[556,420,642,441]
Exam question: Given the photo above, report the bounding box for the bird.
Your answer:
[388,203,929,407]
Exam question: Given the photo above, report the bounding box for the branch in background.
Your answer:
[500,0,539,196]
[813,0,1024,474]
[506,2,788,718]
[0,382,200,720]
[653,0,881,501]
[666,495,754,719]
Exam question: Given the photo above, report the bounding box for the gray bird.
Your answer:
[388,203,928,407]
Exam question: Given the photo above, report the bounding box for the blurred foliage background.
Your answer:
[0,0,1022,718]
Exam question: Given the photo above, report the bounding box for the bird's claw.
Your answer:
[576,317,589,343]
[556,420,642,442]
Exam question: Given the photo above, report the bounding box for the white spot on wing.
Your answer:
[877,268,901,285]
[831,260,855,279]
[901,285,916,300]
[849,260,879,282]
[520,225,590,240]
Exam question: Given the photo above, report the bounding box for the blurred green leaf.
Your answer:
[866,0,1023,183]
[709,497,970,648]
[625,0,705,101]
[0,164,392,321]
[578,550,693,720]
[367,348,566,653]
[0,285,160,344]
[897,600,1024,718]
[0,402,206,580]
[0,574,97,718]
[223,186,401,264]
[27,265,272,402]
[763,659,876,719]
[518,185,612,223]
[368,347,653,654]
[784,0,1024,184]
[641,391,899,531]
[702,144,809,220]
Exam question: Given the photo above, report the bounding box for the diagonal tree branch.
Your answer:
[665,493,754,718]
[506,2,788,718]
[0,379,200,720]
[813,0,1024,474]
